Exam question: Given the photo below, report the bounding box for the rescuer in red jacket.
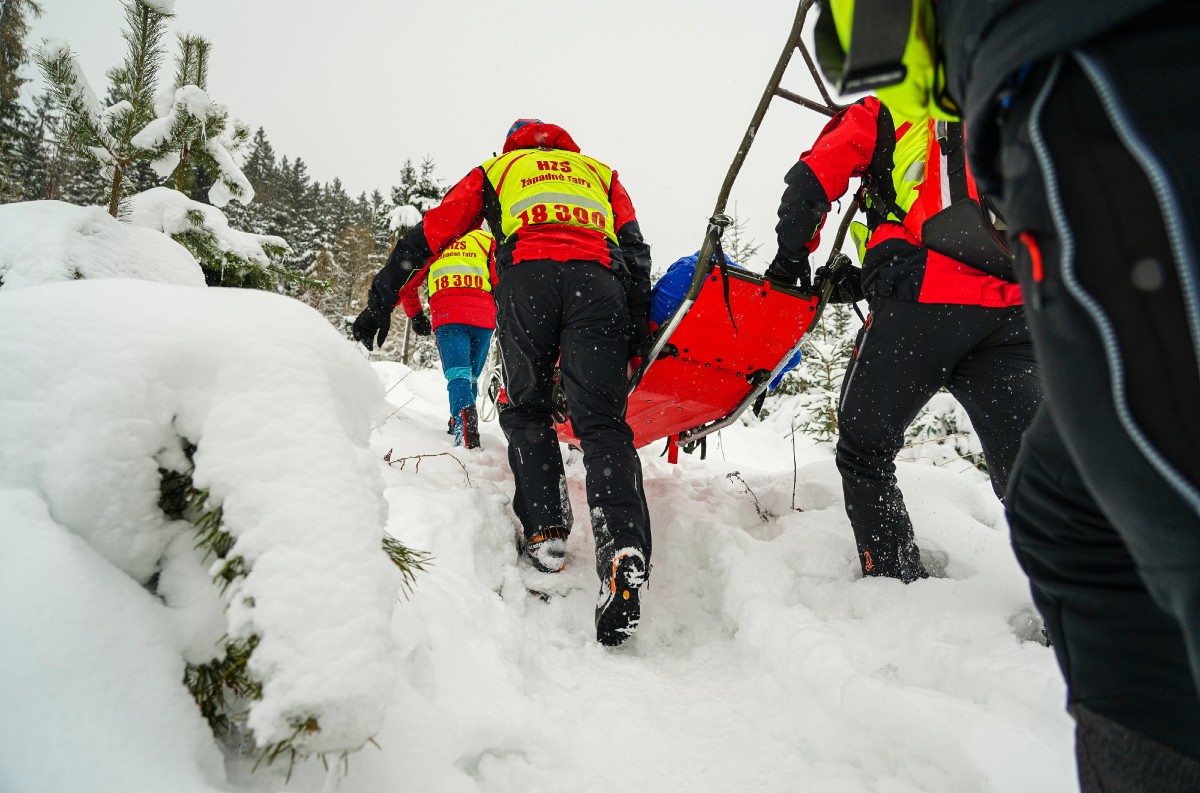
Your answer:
[352,119,653,647]
[386,227,498,449]
[766,96,1043,583]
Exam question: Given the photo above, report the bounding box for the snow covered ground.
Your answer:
[256,363,1073,793]
[0,288,1074,793]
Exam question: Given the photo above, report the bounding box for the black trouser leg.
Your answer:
[496,260,650,576]
[557,263,651,577]
[944,308,1042,500]
[1007,408,1200,780]
[497,262,572,539]
[837,299,958,579]
[837,301,939,581]
[991,4,1200,774]
[837,298,1039,581]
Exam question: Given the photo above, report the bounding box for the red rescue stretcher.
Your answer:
[554,269,819,461]
[553,0,851,463]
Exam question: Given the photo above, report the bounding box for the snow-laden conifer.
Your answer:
[36,0,171,215]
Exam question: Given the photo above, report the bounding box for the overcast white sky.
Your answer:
[29,0,842,270]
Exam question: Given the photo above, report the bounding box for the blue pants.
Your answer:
[435,324,493,443]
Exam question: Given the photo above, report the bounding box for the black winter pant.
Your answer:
[991,3,1200,786]
[495,259,651,577]
[836,298,1041,581]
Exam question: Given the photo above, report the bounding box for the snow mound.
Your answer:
[0,491,227,793]
[0,279,400,762]
[0,200,205,290]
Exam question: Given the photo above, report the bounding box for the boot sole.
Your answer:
[596,581,641,646]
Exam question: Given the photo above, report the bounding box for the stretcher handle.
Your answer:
[629,0,845,395]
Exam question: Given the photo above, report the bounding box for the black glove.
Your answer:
[409,311,432,336]
[764,250,812,291]
[815,253,866,304]
[352,305,391,351]
[626,314,651,360]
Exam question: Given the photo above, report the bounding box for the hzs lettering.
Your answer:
[536,160,573,174]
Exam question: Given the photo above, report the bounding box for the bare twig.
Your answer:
[383,450,473,487]
[727,471,772,523]
[932,450,988,469]
[899,431,974,451]
[376,396,417,429]
[383,370,412,397]
[790,419,804,512]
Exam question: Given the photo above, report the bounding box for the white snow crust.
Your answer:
[133,85,217,153]
[0,279,401,779]
[0,286,1074,791]
[127,187,283,262]
[0,200,204,289]
[139,0,177,14]
[387,203,422,231]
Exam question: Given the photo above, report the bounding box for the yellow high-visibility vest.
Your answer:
[482,149,619,245]
[427,229,493,296]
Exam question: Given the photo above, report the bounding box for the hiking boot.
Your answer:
[595,547,647,647]
[461,405,480,450]
[524,528,568,573]
[446,417,455,435]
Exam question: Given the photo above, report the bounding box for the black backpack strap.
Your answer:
[938,121,971,205]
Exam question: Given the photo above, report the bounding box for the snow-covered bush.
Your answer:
[128,187,293,288]
[0,279,403,761]
[901,391,989,475]
[0,199,204,289]
[387,203,422,233]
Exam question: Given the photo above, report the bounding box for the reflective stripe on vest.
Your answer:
[481,150,619,245]
[428,229,493,297]
[891,118,929,217]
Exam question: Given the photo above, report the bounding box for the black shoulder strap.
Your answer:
[938,121,971,205]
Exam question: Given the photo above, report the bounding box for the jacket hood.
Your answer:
[502,121,581,154]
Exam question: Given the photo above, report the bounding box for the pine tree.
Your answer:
[37,0,173,215]
[367,188,393,254]
[722,206,762,270]
[133,33,252,206]
[0,0,43,201]
[785,303,860,442]
[390,156,444,212]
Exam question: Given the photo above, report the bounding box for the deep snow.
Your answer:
[0,290,1074,793]
[259,363,1073,793]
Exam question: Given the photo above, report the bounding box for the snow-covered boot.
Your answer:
[461,405,480,450]
[524,528,568,573]
[595,547,647,647]
[447,417,455,435]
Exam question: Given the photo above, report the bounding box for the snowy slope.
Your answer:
[0,292,1073,793]
[243,364,1074,793]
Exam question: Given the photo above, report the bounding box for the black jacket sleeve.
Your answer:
[615,219,653,318]
[775,160,831,260]
[367,221,436,312]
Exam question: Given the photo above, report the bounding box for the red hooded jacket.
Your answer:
[367,121,654,320]
[397,231,497,331]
